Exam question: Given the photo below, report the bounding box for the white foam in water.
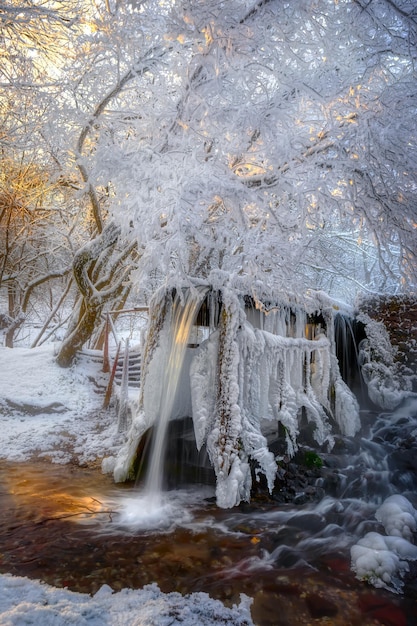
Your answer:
[117,491,194,530]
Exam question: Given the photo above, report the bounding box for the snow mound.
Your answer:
[351,532,417,593]
[375,495,417,541]
[351,495,417,593]
[0,576,254,626]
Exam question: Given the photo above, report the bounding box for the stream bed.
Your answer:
[0,452,416,626]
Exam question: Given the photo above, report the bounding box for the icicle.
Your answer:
[190,331,219,450]
[237,325,277,492]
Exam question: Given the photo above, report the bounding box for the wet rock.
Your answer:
[332,435,361,455]
[286,512,327,533]
[387,449,417,473]
[275,547,301,568]
[305,593,338,618]
[293,492,309,505]
[251,590,294,626]
[358,594,407,626]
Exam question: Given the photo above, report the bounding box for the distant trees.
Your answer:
[0,156,73,346]
[1,0,416,355]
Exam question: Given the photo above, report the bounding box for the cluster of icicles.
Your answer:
[110,285,360,509]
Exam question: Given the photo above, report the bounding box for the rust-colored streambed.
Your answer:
[0,459,415,626]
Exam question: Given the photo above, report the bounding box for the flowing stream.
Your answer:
[1,400,417,625]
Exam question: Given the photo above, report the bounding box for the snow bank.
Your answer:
[0,576,254,626]
[0,345,118,465]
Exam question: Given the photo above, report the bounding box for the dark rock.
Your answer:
[286,513,326,533]
[358,594,407,626]
[305,593,338,618]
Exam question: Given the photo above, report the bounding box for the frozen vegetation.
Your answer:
[110,285,360,508]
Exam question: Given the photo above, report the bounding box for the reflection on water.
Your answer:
[0,460,115,524]
[0,458,416,625]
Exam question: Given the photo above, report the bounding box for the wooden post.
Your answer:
[103,313,110,373]
[103,341,121,409]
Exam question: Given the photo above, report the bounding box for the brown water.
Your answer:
[0,459,415,626]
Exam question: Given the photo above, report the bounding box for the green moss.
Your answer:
[304,450,323,469]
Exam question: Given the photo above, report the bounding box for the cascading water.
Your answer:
[114,287,363,512]
[119,285,208,527]
[144,286,208,500]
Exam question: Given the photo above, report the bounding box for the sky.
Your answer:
[0,344,254,625]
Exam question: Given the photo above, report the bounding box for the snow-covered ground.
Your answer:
[0,344,254,625]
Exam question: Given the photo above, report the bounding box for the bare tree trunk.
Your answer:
[55,222,136,367]
[5,282,17,347]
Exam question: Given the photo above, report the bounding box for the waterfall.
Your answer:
[143,286,208,504]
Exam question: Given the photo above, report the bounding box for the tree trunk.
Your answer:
[55,222,128,367]
[56,304,99,367]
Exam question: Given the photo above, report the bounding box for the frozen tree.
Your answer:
[1,0,416,353]
[83,0,416,310]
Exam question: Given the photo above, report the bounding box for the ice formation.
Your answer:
[189,288,360,507]
[358,312,415,409]
[375,495,417,542]
[351,495,417,593]
[351,532,417,593]
[110,284,361,508]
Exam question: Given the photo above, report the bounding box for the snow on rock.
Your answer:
[375,495,417,541]
[351,532,417,594]
[358,313,415,410]
[0,576,254,626]
[351,495,417,593]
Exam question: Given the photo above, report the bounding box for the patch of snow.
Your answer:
[0,345,119,465]
[0,576,253,626]
[375,495,417,541]
[351,495,417,593]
